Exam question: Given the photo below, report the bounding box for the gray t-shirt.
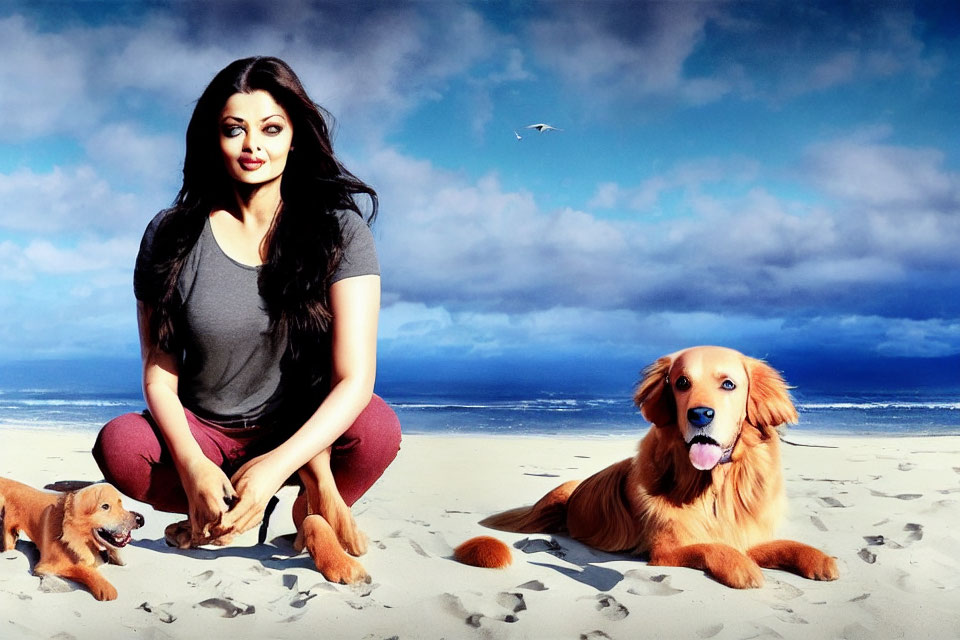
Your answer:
[134,209,379,424]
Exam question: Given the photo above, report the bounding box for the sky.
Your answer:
[0,0,958,395]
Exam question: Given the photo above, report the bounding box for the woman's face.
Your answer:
[218,90,294,186]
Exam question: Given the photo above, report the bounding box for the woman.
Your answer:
[94,57,400,584]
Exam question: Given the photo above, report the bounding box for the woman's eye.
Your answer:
[222,125,244,138]
[674,376,691,391]
[722,380,736,390]
[263,124,283,135]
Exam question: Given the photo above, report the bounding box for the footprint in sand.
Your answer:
[187,570,216,588]
[697,624,724,638]
[624,570,683,596]
[858,548,877,564]
[497,592,527,618]
[810,515,829,531]
[138,602,177,624]
[439,592,526,627]
[38,575,73,593]
[903,523,923,543]
[588,594,629,621]
[580,632,611,640]
[307,581,339,593]
[771,602,808,625]
[869,489,923,500]
[408,539,431,558]
[818,496,846,508]
[196,597,255,618]
[516,580,548,591]
[289,591,318,608]
[768,579,805,601]
[439,593,486,628]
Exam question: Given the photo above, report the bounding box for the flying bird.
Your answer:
[524,123,563,133]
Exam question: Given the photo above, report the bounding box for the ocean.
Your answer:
[0,381,956,438]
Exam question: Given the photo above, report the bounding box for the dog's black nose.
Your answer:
[688,407,715,427]
[133,512,145,528]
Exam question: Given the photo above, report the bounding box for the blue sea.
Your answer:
[0,378,956,438]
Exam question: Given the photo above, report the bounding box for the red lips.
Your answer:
[238,156,265,170]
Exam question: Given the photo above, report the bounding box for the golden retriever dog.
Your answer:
[472,346,838,588]
[0,477,144,600]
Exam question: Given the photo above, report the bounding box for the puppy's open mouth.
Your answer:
[93,528,132,549]
[685,434,725,471]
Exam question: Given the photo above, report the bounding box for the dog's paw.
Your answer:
[301,515,370,585]
[709,553,764,589]
[720,561,764,589]
[92,581,118,601]
[798,551,839,581]
[164,520,194,549]
[312,550,370,585]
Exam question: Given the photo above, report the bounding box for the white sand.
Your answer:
[1,427,959,639]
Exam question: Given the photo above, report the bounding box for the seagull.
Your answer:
[514,130,523,141]
[524,123,563,133]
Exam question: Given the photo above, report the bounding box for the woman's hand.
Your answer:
[179,456,239,545]
[220,453,287,536]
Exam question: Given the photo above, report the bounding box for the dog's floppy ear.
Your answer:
[745,357,798,433]
[634,355,676,427]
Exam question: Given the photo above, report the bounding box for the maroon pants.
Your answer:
[93,395,401,513]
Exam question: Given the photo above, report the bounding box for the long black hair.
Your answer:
[145,57,377,388]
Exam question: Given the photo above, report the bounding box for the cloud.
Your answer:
[0,236,138,281]
[588,157,760,212]
[379,302,960,362]
[803,134,960,266]
[0,15,101,141]
[82,123,182,192]
[368,139,958,321]
[804,136,959,210]
[523,2,942,109]
[0,166,146,235]
[2,4,508,144]
[527,2,727,106]
[101,5,502,141]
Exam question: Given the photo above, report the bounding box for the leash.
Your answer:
[779,436,838,449]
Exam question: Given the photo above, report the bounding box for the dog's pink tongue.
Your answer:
[689,443,723,470]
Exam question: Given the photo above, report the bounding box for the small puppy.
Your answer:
[0,477,144,600]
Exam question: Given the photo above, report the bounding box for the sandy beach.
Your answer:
[1,427,958,640]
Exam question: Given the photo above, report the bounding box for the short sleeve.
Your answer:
[133,210,168,302]
[331,210,380,283]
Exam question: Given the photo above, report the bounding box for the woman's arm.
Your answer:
[222,274,380,534]
[138,301,237,540]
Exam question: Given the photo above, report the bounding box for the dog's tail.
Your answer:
[453,536,513,569]
[454,480,580,569]
[478,479,580,534]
